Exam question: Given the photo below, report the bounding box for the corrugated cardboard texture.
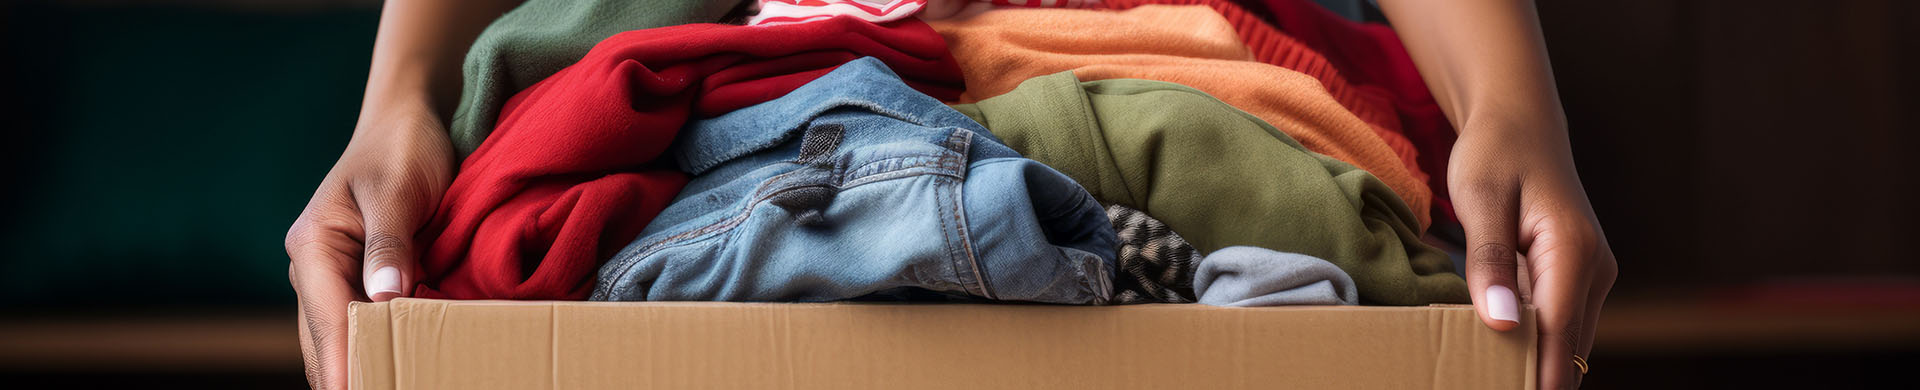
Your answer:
[349,299,1535,389]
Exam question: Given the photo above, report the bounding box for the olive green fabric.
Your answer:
[449,0,744,157]
[951,72,1467,305]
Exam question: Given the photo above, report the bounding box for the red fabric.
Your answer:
[416,17,965,300]
[1244,0,1458,222]
[1101,0,1458,222]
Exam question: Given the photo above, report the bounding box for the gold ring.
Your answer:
[1570,354,1589,375]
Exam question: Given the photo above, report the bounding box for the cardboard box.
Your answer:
[349,299,1535,389]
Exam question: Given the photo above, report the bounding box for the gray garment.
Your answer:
[1193,247,1359,306]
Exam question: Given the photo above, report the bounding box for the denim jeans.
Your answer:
[591,57,1116,304]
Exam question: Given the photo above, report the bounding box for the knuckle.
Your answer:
[1456,173,1514,197]
[1468,242,1521,283]
[1471,242,1520,267]
[285,214,323,256]
[1565,224,1602,252]
[286,197,361,260]
[1595,254,1620,285]
[362,230,412,267]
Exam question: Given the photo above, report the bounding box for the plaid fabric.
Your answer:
[1107,204,1201,304]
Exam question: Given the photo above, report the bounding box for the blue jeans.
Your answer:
[591,57,1116,304]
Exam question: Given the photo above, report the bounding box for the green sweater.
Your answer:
[449,0,742,158]
[952,72,1468,305]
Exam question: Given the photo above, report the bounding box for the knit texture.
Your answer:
[1107,204,1200,304]
[448,0,743,158]
[929,6,1430,227]
[951,73,1466,305]
[1116,0,1460,222]
[417,18,966,300]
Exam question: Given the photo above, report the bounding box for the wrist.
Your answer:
[360,68,436,109]
[1456,104,1568,139]
[353,91,440,137]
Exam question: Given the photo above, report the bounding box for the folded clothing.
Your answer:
[448,0,745,158]
[416,18,966,300]
[591,58,1115,304]
[929,6,1431,227]
[1101,0,1410,170]
[1195,247,1358,306]
[1112,205,1361,306]
[1118,0,1461,222]
[950,72,1465,305]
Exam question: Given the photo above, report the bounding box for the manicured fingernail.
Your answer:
[368,266,403,301]
[1487,285,1519,322]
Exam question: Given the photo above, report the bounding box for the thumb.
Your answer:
[357,193,427,302]
[1454,180,1523,331]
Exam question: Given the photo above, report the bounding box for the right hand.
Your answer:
[285,99,453,390]
[1448,117,1618,389]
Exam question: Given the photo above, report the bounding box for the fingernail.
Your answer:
[1487,285,1519,322]
[368,266,403,301]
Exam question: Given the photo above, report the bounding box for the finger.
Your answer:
[1452,179,1523,331]
[1573,248,1618,387]
[1523,224,1599,390]
[1581,251,1617,359]
[352,181,434,302]
[293,260,358,390]
[287,213,365,390]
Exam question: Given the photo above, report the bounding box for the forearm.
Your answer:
[361,0,523,122]
[1375,0,1566,135]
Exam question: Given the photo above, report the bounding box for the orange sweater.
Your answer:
[929,5,1431,227]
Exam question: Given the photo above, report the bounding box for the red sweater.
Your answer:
[1102,0,1459,221]
[416,18,965,300]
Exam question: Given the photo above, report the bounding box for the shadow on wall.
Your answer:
[1542,0,1920,292]
[0,1,379,307]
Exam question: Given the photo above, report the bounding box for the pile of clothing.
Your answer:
[412,0,1470,308]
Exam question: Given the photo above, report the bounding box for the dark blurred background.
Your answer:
[2,0,1916,388]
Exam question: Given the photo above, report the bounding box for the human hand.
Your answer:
[1449,118,1618,389]
[284,100,453,390]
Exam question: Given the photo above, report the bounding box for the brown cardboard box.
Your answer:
[348,299,1535,389]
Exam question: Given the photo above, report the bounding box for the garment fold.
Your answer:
[928,6,1432,227]
[417,18,966,300]
[1194,247,1358,306]
[591,58,1116,304]
[1114,0,1461,222]
[448,0,745,158]
[951,72,1465,305]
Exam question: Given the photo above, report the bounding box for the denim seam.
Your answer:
[941,131,993,299]
[683,97,937,174]
[599,150,967,297]
[960,158,1117,300]
[597,164,820,296]
[841,167,960,189]
[935,176,979,298]
[844,153,956,177]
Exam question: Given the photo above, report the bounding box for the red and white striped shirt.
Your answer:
[750,0,1100,26]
